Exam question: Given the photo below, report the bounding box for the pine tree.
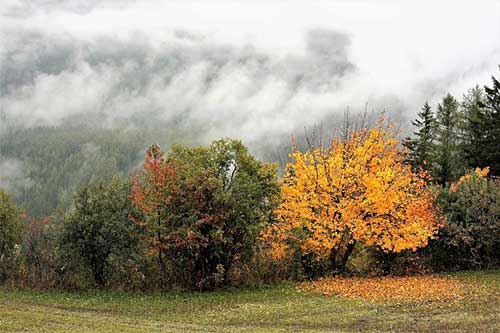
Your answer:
[434,94,460,185]
[461,86,487,170]
[403,102,435,173]
[477,68,500,175]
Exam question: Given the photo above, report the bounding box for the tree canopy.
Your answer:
[264,121,443,273]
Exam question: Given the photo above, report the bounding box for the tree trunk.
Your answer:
[156,210,166,285]
[92,259,106,288]
[337,240,356,274]
[329,248,338,273]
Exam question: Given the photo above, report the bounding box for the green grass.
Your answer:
[0,271,498,332]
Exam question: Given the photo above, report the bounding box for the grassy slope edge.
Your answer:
[0,271,498,332]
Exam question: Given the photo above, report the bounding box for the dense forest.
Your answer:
[0,125,169,216]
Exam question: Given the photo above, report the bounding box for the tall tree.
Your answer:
[434,94,460,185]
[461,86,487,170]
[403,102,435,173]
[477,68,500,175]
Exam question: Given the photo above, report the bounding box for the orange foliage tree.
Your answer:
[129,144,178,275]
[263,120,443,273]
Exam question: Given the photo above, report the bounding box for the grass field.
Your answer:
[0,271,498,332]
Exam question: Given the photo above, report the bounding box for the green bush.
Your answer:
[430,169,500,270]
[20,214,61,288]
[59,177,145,288]
[0,189,21,283]
[131,139,280,290]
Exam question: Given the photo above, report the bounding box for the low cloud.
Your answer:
[0,157,33,195]
[1,0,499,149]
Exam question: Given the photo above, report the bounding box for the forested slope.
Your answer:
[1,126,156,216]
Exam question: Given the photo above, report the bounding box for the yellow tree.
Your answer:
[263,120,443,273]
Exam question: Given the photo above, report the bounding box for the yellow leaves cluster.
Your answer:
[450,167,490,193]
[263,121,444,261]
[298,275,477,302]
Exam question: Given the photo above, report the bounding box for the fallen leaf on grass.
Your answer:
[298,275,484,303]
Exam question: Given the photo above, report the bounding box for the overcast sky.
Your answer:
[1,0,499,144]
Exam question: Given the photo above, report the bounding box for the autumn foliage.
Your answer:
[263,120,443,273]
[298,275,482,302]
[449,167,490,193]
[130,144,178,274]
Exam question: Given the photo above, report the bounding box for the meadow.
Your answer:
[0,271,498,333]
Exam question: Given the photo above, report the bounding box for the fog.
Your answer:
[1,0,499,145]
[0,157,32,195]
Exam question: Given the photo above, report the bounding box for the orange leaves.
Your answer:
[129,144,179,258]
[476,166,491,177]
[263,119,443,267]
[450,167,490,193]
[298,275,478,302]
[130,144,178,217]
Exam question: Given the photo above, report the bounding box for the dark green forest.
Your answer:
[1,126,153,216]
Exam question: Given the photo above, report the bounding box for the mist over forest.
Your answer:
[1,0,499,216]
